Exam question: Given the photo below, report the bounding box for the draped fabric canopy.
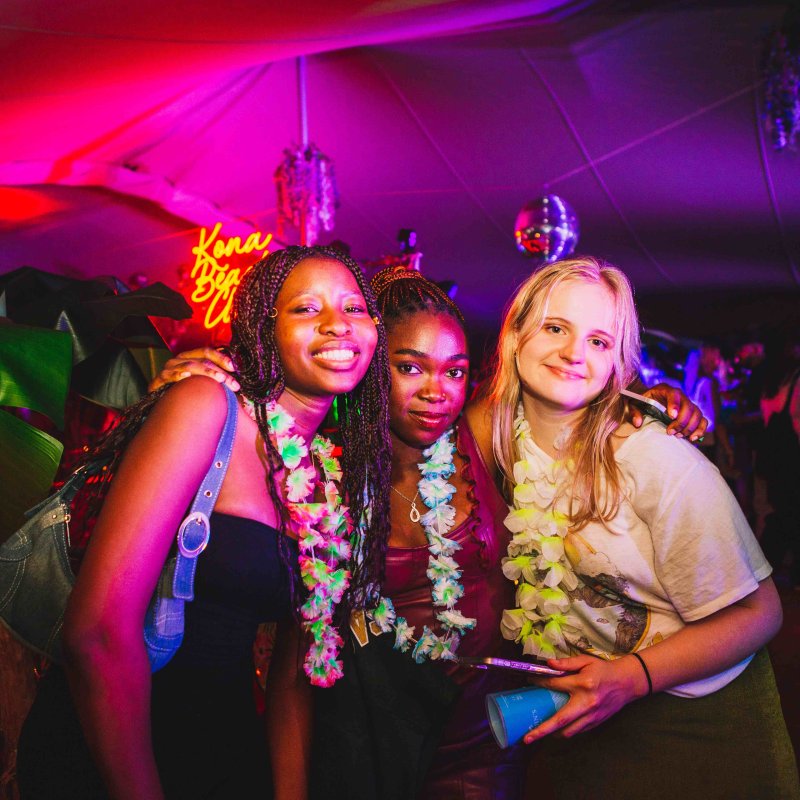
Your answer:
[1,0,798,338]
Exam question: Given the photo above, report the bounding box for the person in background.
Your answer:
[727,339,767,528]
[758,328,800,590]
[685,343,735,477]
[475,256,796,800]
[154,265,706,799]
[17,246,392,800]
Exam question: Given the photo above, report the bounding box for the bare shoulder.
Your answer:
[464,396,495,476]
[148,375,228,427]
[127,376,230,465]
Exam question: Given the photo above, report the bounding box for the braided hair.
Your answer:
[81,246,392,613]
[229,246,392,610]
[371,265,465,332]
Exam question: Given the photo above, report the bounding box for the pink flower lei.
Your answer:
[243,397,352,687]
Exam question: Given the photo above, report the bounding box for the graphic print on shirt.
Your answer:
[564,530,652,655]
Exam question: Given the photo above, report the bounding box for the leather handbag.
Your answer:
[0,384,238,671]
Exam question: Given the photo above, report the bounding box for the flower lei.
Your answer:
[500,406,582,660]
[366,429,477,662]
[243,398,352,687]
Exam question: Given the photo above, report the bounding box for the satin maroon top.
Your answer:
[383,418,518,752]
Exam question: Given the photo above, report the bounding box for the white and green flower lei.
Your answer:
[500,406,582,659]
[366,428,477,662]
[243,397,352,688]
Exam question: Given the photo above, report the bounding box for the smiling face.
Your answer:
[387,310,469,449]
[516,278,618,417]
[274,256,378,399]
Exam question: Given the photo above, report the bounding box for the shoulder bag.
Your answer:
[0,383,238,671]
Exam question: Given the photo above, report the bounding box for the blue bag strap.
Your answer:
[172,384,238,601]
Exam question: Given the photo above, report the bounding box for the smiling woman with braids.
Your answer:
[17,246,391,800]
[156,265,706,800]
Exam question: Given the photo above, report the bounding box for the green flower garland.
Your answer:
[242,397,352,687]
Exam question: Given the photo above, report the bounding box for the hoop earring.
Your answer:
[267,307,278,319]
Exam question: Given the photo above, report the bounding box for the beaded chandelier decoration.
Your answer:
[273,57,339,245]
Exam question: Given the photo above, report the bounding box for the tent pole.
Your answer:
[297,55,309,245]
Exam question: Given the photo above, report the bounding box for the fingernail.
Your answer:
[669,409,678,419]
[213,373,225,382]
[180,371,191,378]
[666,428,675,435]
[675,432,684,439]
[690,434,699,442]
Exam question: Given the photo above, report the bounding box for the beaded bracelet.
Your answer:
[631,651,653,695]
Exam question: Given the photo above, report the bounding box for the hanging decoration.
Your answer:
[762,11,800,151]
[514,195,579,266]
[274,56,339,246]
[274,145,339,245]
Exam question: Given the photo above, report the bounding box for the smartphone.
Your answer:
[620,388,673,426]
[457,656,566,676]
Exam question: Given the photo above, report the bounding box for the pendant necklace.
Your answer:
[392,485,422,523]
[365,428,477,663]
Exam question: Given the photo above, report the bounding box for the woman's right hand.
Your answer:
[149,348,240,392]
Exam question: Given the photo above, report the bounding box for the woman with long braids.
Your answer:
[17,246,392,800]
[156,264,706,799]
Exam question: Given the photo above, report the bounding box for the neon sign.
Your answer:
[190,222,273,329]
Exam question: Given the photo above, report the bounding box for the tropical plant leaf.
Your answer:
[0,268,191,363]
[0,410,64,543]
[129,346,172,385]
[0,323,72,429]
[71,341,151,410]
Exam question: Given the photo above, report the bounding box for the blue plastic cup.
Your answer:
[486,686,569,748]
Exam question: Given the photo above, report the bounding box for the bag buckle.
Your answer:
[177,512,211,558]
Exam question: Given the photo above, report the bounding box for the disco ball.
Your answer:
[514,195,579,265]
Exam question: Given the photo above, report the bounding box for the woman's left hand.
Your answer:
[637,383,708,441]
[521,653,648,743]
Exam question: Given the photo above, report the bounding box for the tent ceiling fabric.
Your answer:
[1,0,798,338]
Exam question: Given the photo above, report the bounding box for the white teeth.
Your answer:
[315,350,356,362]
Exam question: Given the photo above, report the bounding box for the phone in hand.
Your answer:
[620,388,673,426]
[457,656,567,676]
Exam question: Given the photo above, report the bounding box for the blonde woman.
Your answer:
[469,257,797,799]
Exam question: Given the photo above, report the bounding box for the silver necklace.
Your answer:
[391,485,422,523]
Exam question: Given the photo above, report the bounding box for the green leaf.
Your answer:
[128,346,172,386]
[0,410,63,543]
[0,323,72,428]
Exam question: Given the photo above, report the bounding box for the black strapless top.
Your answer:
[162,511,298,673]
[148,512,298,795]
[18,512,298,799]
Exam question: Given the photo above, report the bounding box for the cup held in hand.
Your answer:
[486,686,568,748]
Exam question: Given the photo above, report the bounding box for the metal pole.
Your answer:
[297,55,309,245]
[297,55,309,149]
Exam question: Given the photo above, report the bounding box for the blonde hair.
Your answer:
[488,256,641,529]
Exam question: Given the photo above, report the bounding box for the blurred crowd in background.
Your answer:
[640,325,800,588]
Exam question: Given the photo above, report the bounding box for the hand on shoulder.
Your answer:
[148,348,240,392]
